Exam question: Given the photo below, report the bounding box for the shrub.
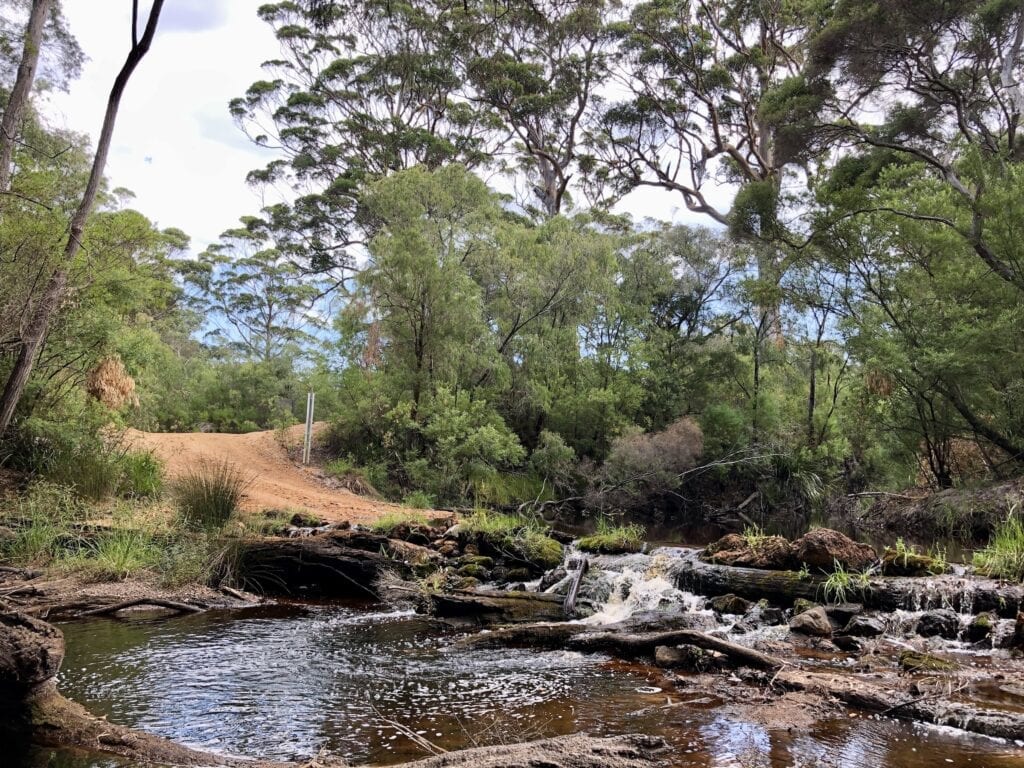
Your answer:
[587,417,703,512]
[973,510,1024,582]
[174,460,251,531]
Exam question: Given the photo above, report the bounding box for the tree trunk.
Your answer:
[0,0,52,193]
[0,0,165,437]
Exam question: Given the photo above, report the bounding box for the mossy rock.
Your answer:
[898,650,958,672]
[882,548,947,576]
[577,534,642,555]
[457,564,490,579]
[459,555,495,569]
[966,612,994,643]
[792,598,819,616]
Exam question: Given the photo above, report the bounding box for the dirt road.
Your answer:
[128,424,400,524]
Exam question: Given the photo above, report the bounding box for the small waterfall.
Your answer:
[571,551,709,625]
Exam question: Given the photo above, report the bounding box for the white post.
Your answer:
[303,390,315,464]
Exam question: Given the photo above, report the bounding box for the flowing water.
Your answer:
[18,599,1024,768]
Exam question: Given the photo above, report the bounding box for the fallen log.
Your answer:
[567,629,783,670]
[670,548,1024,617]
[385,733,667,768]
[235,532,406,598]
[757,668,1024,742]
[430,589,566,623]
[77,598,205,617]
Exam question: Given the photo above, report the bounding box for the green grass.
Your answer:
[0,482,84,564]
[60,528,161,582]
[460,509,563,569]
[402,490,435,510]
[370,509,433,535]
[973,511,1024,582]
[118,450,164,498]
[741,523,770,550]
[820,560,872,603]
[174,460,251,531]
[577,519,646,554]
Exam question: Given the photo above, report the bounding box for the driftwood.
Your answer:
[671,548,1024,617]
[386,734,666,768]
[756,668,1024,742]
[430,589,566,623]
[77,598,205,618]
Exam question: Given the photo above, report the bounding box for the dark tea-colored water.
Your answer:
[21,603,1024,767]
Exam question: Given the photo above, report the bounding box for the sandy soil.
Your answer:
[127,424,401,524]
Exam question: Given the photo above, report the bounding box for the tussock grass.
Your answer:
[174,459,252,531]
[973,510,1024,582]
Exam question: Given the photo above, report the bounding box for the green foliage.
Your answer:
[577,518,646,554]
[174,460,251,531]
[402,491,435,510]
[62,528,161,583]
[370,510,433,536]
[973,510,1024,583]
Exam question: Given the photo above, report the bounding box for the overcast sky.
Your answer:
[41,1,723,255]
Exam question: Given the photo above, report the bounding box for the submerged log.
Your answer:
[77,598,205,617]
[430,589,566,623]
[671,548,1024,617]
[386,733,667,768]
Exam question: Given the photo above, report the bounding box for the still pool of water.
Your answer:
[18,602,1024,767]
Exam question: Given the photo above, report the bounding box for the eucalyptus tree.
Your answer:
[808,0,1024,293]
[233,0,619,269]
[0,0,165,436]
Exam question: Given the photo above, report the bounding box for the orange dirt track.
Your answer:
[127,424,401,524]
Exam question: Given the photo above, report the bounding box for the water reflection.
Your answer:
[20,604,1024,767]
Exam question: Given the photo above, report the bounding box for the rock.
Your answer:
[792,528,877,572]
[790,606,832,636]
[843,615,885,637]
[731,603,786,634]
[539,567,567,591]
[709,594,751,615]
[792,598,819,616]
[825,603,863,624]
[832,634,866,653]
[289,511,327,528]
[436,540,460,558]
[0,612,64,694]
[654,644,721,671]
[966,612,995,643]
[460,555,495,569]
[881,547,946,576]
[916,609,960,640]
[702,533,796,570]
[457,564,490,579]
